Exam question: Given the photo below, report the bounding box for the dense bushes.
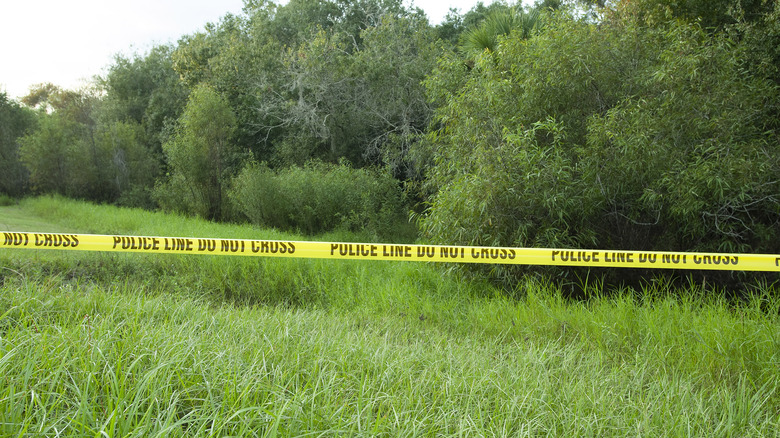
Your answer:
[7,85,161,206]
[3,0,780,290]
[230,161,411,239]
[155,84,242,220]
[420,9,780,285]
[583,22,780,253]
[19,112,158,204]
[0,92,35,197]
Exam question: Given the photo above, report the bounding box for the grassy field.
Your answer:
[1,196,778,436]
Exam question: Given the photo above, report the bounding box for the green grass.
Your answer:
[1,196,779,436]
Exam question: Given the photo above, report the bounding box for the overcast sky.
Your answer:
[0,0,527,100]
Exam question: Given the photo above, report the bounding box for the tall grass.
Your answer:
[1,196,778,436]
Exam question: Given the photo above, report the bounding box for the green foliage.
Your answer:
[17,84,159,205]
[157,84,241,220]
[421,8,780,286]
[262,0,407,47]
[10,0,780,292]
[230,160,411,238]
[0,194,15,206]
[583,21,780,253]
[461,7,541,54]
[614,0,774,30]
[254,13,439,170]
[172,0,416,163]
[101,45,188,154]
[0,92,36,197]
[94,121,160,207]
[1,197,778,436]
[11,0,443,219]
[734,0,780,87]
[351,15,442,175]
[19,112,86,197]
[435,2,517,45]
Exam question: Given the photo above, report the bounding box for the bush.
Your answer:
[152,173,197,216]
[0,92,36,198]
[230,160,412,239]
[420,11,780,287]
[159,84,240,220]
[0,194,17,206]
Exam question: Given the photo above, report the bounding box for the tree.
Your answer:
[614,0,774,30]
[100,45,188,155]
[18,83,159,204]
[419,7,780,287]
[263,0,407,49]
[352,14,442,176]
[254,13,440,170]
[0,92,36,197]
[20,83,60,110]
[93,121,160,207]
[172,11,286,160]
[435,8,465,44]
[18,111,85,196]
[20,85,124,201]
[19,85,98,198]
[733,0,780,87]
[158,84,240,220]
[435,1,516,46]
[461,7,542,54]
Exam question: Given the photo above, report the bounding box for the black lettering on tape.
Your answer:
[417,246,436,258]
[639,253,657,263]
[553,250,599,263]
[383,245,411,258]
[221,239,242,253]
[3,232,778,272]
[198,239,216,252]
[3,232,29,247]
[441,247,464,259]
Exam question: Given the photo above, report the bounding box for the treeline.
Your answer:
[2,0,779,285]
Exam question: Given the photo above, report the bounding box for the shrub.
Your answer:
[152,173,197,217]
[159,84,240,220]
[0,92,36,197]
[230,160,412,239]
[0,194,16,206]
[420,11,780,287]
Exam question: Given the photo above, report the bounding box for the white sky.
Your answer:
[0,0,527,100]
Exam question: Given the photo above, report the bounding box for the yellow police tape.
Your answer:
[2,231,780,272]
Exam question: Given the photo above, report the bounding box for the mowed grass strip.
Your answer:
[1,196,779,436]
